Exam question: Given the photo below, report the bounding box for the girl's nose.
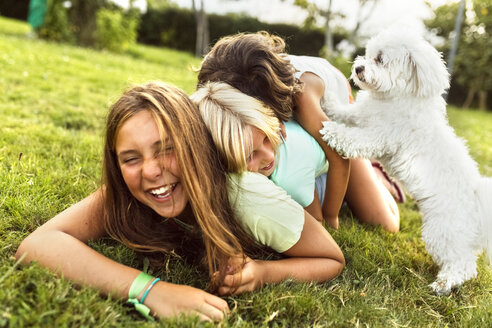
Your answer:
[142,158,162,180]
[260,146,274,162]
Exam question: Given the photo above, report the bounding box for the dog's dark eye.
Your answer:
[375,52,383,64]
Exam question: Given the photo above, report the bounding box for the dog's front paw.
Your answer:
[320,121,350,158]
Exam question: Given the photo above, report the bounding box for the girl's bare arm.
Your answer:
[218,210,345,295]
[294,72,350,228]
[15,189,228,321]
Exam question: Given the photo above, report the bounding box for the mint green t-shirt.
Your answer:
[228,172,305,253]
[270,120,328,207]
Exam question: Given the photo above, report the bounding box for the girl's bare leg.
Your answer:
[344,159,400,232]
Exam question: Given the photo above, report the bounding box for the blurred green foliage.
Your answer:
[426,0,491,110]
[34,0,140,53]
[95,7,139,52]
[38,0,74,43]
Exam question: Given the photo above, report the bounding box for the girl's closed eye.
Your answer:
[122,156,139,165]
[163,145,174,155]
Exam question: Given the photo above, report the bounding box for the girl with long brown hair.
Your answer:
[16,82,344,320]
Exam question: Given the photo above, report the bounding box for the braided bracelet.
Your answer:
[128,272,160,321]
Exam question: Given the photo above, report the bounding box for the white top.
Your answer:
[288,54,351,106]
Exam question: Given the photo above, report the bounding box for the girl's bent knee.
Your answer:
[382,218,400,233]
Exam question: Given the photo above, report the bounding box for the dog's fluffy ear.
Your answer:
[408,38,450,98]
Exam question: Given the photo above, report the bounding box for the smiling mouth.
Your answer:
[261,161,274,171]
[149,183,177,199]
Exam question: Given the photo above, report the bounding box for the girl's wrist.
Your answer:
[127,272,161,321]
[254,260,271,287]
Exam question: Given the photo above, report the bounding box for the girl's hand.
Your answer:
[324,216,339,230]
[217,256,266,295]
[145,281,229,321]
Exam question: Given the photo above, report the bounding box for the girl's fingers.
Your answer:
[197,312,213,322]
[205,294,230,314]
[218,274,244,295]
[230,283,252,296]
[199,302,227,321]
[219,275,255,295]
[222,271,246,287]
[218,286,231,295]
[218,284,247,296]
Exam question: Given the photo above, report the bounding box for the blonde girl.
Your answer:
[192,81,332,224]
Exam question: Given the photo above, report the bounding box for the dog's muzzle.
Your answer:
[354,66,365,82]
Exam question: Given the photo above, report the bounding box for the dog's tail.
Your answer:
[478,177,492,265]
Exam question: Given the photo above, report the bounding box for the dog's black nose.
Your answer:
[355,66,365,74]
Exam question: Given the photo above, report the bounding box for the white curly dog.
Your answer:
[320,29,492,295]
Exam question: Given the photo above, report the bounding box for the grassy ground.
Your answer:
[1,16,492,327]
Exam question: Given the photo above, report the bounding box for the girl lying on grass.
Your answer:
[15,82,344,321]
[197,31,401,232]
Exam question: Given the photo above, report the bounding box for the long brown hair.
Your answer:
[102,82,260,290]
[197,31,303,122]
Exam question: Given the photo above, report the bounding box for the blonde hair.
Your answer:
[103,81,261,291]
[190,81,282,173]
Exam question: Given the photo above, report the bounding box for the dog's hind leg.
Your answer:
[423,210,479,295]
[477,177,492,265]
[429,257,478,295]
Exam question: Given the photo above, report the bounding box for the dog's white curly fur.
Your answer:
[320,29,492,295]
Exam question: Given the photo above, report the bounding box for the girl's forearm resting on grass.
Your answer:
[218,212,345,295]
[218,256,344,295]
[14,190,228,321]
[16,228,141,298]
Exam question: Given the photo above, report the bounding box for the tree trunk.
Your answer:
[69,0,101,47]
[462,87,476,109]
[192,0,209,57]
[350,0,378,49]
[201,1,209,55]
[323,0,333,58]
[478,90,487,111]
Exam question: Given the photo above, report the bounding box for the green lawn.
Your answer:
[1,16,492,327]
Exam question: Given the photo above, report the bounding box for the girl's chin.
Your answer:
[261,167,275,177]
[152,200,187,218]
[260,160,275,176]
[157,208,185,218]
